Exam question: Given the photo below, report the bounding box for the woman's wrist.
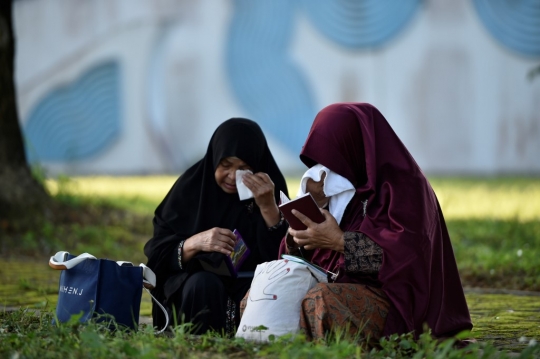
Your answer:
[259,203,281,227]
[334,231,345,253]
[268,214,285,231]
[285,233,298,252]
[180,236,198,263]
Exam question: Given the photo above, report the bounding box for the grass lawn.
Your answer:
[44,175,540,220]
[43,175,540,290]
[1,175,539,357]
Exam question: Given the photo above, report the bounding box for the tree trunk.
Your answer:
[0,0,50,231]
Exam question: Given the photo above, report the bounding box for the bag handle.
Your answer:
[49,251,97,270]
[139,263,157,289]
[144,288,169,334]
[49,252,157,288]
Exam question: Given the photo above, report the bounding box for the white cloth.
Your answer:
[236,170,254,200]
[297,164,355,225]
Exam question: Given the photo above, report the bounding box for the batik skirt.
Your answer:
[299,283,390,346]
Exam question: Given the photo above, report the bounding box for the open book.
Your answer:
[278,191,325,230]
[281,254,328,283]
[198,229,250,278]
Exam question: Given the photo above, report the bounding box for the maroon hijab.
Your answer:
[296,103,472,338]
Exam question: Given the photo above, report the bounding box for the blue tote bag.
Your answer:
[49,251,168,332]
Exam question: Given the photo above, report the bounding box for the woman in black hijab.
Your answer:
[144,118,289,334]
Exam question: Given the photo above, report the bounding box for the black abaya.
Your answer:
[144,118,288,333]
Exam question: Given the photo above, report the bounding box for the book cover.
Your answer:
[198,229,250,278]
[281,254,328,283]
[278,192,325,230]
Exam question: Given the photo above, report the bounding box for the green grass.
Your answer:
[41,176,540,290]
[2,175,539,357]
[45,175,540,220]
[45,176,178,215]
[448,219,540,290]
[429,177,540,221]
[1,308,539,359]
[10,175,540,291]
[467,293,540,352]
[1,257,539,353]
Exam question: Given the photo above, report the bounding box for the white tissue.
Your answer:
[297,164,355,225]
[236,170,254,200]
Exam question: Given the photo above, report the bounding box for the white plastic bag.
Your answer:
[236,258,327,341]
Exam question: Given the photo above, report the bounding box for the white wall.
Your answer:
[14,0,540,176]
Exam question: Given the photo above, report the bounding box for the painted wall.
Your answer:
[14,0,540,175]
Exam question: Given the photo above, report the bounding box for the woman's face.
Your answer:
[306,172,329,208]
[214,156,253,194]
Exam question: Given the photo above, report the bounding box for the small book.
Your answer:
[198,229,250,278]
[278,191,325,230]
[281,254,328,283]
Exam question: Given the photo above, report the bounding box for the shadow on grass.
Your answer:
[447,218,540,291]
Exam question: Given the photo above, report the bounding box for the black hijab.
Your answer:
[144,118,288,292]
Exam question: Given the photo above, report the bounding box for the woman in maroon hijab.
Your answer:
[283,103,472,343]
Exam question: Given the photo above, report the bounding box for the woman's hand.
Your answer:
[305,173,329,208]
[288,209,344,252]
[182,228,236,264]
[242,172,281,227]
[242,172,276,209]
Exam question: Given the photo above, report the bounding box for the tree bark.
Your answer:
[0,0,50,231]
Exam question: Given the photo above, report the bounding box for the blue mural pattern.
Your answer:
[473,0,540,57]
[226,0,316,155]
[226,0,421,154]
[24,62,121,163]
[301,0,421,49]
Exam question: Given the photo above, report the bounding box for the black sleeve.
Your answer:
[144,215,187,286]
[254,214,289,262]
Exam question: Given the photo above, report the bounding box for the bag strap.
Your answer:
[49,251,97,270]
[144,287,170,334]
[49,252,157,289]
[139,263,156,289]
[138,264,170,333]
[49,255,156,289]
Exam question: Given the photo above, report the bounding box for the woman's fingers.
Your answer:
[241,172,260,188]
[218,229,237,251]
[202,228,236,254]
[287,222,311,248]
[288,209,343,251]
[287,211,312,241]
[291,209,317,228]
[243,172,276,210]
[243,173,273,194]
[219,227,237,241]
[246,172,270,184]
[253,172,273,184]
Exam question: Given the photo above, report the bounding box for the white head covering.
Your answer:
[297,164,355,225]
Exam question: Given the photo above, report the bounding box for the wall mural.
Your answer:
[226,0,422,154]
[24,61,121,163]
[24,1,540,169]
[300,0,421,49]
[472,0,540,57]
